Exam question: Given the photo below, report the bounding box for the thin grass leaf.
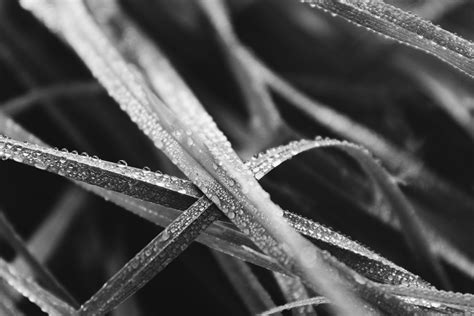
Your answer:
[214,251,278,315]
[273,273,317,316]
[253,138,449,287]
[0,258,76,316]
[0,210,79,307]
[301,0,474,78]
[2,81,102,116]
[21,1,378,314]
[259,297,330,316]
[259,285,474,315]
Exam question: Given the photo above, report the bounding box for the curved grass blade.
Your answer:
[259,297,330,316]
[0,258,76,316]
[252,138,449,287]
[301,0,474,78]
[0,211,79,307]
[273,273,316,316]
[2,81,102,116]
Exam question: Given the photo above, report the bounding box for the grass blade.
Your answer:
[259,297,330,316]
[253,138,449,286]
[0,258,76,316]
[301,0,474,78]
[2,81,102,116]
[273,273,317,316]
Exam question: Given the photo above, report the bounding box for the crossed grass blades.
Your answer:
[0,0,473,315]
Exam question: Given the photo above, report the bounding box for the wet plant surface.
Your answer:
[0,0,473,315]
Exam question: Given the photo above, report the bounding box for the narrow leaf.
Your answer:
[2,81,102,116]
[301,0,474,78]
[259,297,330,316]
[0,258,76,316]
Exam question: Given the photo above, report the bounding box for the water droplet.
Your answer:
[118,159,128,167]
[160,230,170,241]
